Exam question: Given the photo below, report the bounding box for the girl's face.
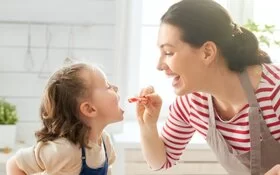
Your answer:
[81,68,124,124]
[157,23,211,96]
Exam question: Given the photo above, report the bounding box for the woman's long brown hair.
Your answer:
[35,63,93,147]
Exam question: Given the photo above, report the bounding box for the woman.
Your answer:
[136,0,280,174]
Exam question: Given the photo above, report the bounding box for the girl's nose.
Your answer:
[112,85,118,92]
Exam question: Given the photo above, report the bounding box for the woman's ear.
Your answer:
[80,102,97,118]
[201,41,217,65]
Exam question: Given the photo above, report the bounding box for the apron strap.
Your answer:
[239,70,272,138]
[208,95,216,126]
[81,146,87,167]
[81,135,108,162]
[102,137,108,160]
[239,71,261,175]
[260,119,272,139]
[239,71,259,106]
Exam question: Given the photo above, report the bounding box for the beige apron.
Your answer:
[206,71,280,175]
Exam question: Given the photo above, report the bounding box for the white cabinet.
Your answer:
[123,148,227,175]
[112,122,228,175]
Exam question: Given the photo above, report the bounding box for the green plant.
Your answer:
[0,98,18,124]
[243,19,280,47]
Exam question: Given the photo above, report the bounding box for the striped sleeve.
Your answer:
[160,95,196,169]
[267,65,280,141]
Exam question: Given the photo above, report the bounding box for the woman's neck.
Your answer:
[204,64,262,120]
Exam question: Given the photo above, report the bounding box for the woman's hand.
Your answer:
[136,86,162,126]
[265,165,280,175]
[135,86,166,169]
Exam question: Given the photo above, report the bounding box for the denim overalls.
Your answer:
[79,139,108,175]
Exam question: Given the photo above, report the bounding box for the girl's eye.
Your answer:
[107,83,118,92]
[107,84,113,89]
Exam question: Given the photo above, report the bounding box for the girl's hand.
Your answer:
[136,86,162,126]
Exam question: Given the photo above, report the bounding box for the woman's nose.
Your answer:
[157,60,168,71]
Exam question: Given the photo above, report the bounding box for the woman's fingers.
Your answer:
[140,86,154,97]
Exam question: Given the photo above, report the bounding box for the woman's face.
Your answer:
[157,23,210,96]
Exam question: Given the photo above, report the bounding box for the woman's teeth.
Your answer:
[172,76,180,87]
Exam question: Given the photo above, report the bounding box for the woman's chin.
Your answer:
[174,88,185,96]
[174,84,190,96]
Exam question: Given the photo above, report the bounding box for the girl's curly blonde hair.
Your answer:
[36,63,94,147]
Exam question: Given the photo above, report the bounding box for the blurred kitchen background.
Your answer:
[0,0,280,174]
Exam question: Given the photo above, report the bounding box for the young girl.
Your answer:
[6,62,124,175]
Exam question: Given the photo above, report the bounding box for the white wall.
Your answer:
[0,0,127,145]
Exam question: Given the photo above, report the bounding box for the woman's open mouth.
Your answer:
[172,75,181,87]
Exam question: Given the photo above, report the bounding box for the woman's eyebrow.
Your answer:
[159,43,175,48]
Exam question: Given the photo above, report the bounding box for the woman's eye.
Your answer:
[165,52,173,56]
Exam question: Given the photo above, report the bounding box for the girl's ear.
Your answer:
[80,102,97,118]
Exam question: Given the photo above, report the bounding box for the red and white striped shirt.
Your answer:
[160,64,280,169]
